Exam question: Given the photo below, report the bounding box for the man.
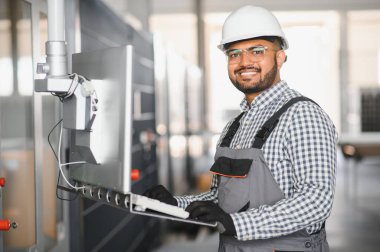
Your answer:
[145,5,337,252]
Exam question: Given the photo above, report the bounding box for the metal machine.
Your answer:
[35,0,136,194]
[33,0,217,230]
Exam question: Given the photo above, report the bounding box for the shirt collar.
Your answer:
[240,80,288,111]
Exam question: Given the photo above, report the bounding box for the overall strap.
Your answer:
[220,112,245,147]
[252,96,318,149]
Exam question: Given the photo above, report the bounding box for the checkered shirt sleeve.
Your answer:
[174,174,219,208]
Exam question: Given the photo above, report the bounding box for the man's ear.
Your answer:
[276,50,287,68]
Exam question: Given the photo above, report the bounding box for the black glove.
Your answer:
[142,185,177,206]
[185,201,236,236]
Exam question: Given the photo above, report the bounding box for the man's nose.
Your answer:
[238,52,252,66]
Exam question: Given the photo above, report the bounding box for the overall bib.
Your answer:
[210,97,329,252]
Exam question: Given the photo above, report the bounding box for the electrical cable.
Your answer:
[63,73,79,99]
[50,73,80,102]
[49,118,88,200]
[48,119,78,201]
[50,76,73,102]
[57,123,87,190]
[48,119,62,161]
[47,73,93,200]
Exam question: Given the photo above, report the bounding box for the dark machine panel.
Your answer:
[361,88,380,132]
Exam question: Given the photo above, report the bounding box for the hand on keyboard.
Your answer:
[142,185,177,206]
[186,201,236,235]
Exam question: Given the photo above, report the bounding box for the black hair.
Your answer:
[256,36,283,49]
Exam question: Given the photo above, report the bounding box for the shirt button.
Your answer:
[305,241,312,248]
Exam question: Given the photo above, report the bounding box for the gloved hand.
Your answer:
[185,201,236,236]
[142,185,177,206]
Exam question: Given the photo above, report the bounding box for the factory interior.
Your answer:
[0,0,380,251]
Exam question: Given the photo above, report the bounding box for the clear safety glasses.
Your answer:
[225,46,276,64]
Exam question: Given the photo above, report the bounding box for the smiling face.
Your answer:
[227,39,286,104]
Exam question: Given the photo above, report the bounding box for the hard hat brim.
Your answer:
[218,34,289,51]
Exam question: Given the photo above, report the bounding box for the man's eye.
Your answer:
[229,52,241,58]
[251,48,265,55]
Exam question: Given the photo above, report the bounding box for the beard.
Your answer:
[229,60,278,94]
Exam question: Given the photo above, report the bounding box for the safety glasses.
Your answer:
[225,46,276,64]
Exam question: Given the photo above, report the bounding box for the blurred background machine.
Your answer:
[361,88,380,132]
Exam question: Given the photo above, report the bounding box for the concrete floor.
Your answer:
[154,153,380,252]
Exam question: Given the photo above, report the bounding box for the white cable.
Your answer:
[64,73,80,99]
[58,123,87,190]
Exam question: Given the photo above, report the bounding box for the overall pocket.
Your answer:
[210,157,252,213]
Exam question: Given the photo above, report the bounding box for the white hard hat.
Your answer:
[218,6,289,51]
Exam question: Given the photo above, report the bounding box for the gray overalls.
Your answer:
[210,97,329,252]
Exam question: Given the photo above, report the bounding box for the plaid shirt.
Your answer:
[175,81,337,241]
